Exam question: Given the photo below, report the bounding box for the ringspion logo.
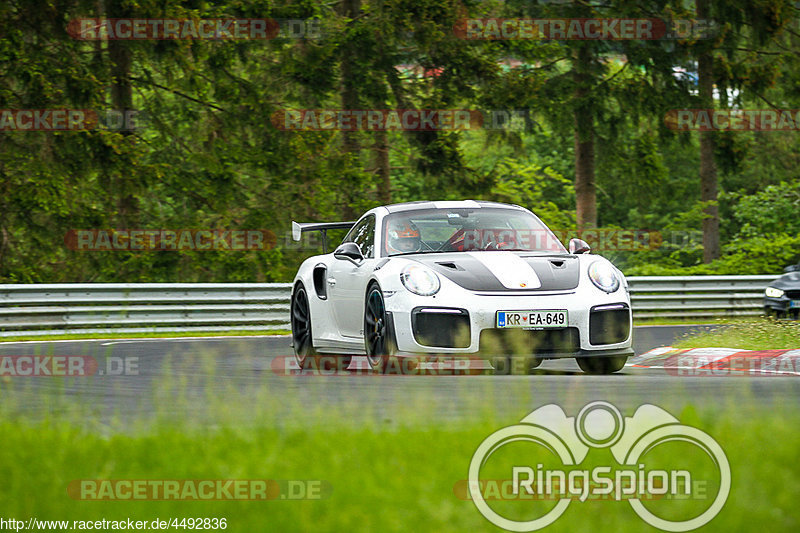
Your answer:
[467,402,730,531]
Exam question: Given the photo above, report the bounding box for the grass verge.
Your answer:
[0,405,797,532]
[633,317,739,327]
[674,318,800,350]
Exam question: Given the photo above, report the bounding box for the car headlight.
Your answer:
[766,287,785,298]
[400,265,440,296]
[588,261,620,293]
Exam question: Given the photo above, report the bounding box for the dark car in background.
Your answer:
[764,263,800,318]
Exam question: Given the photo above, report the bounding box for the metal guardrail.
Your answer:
[627,275,779,319]
[0,275,781,337]
[0,283,293,337]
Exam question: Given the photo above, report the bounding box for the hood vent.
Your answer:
[412,253,579,291]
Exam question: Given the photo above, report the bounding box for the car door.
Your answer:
[328,214,377,338]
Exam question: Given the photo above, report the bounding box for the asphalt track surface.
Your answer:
[1,325,798,429]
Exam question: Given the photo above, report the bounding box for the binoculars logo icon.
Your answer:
[468,401,730,531]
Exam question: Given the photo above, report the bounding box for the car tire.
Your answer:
[766,307,786,319]
[291,284,318,370]
[292,284,352,371]
[576,356,627,375]
[364,283,393,373]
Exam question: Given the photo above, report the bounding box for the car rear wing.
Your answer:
[291,220,356,253]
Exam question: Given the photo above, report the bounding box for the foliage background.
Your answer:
[2,0,800,282]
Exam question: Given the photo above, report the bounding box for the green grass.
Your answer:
[1,331,798,531]
[0,329,290,343]
[0,407,797,532]
[633,317,738,327]
[675,318,800,350]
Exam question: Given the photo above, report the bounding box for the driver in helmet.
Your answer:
[387,220,422,254]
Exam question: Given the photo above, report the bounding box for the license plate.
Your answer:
[496,310,568,329]
[790,301,800,308]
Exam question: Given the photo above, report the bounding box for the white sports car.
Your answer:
[290,200,633,374]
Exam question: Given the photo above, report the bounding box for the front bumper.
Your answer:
[384,289,633,357]
[764,295,800,316]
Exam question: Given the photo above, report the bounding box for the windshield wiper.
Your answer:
[389,250,442,257]
[481,248,567,253]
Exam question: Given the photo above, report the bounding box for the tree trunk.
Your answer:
[374,129,391,204]
[339,0,361,218]
[697,0,719,262]
[106,0,136,228]
[574,45,596,230]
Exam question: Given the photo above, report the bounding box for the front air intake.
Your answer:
[589,303,631,345]
[411,307,470,348]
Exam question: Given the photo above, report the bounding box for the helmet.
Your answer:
[387,221,421,254]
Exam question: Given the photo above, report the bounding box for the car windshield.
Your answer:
[382,207,567,256]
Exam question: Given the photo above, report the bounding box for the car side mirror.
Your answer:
[334,242,364,263]
[784,264,799,273]
[569,238,591,254]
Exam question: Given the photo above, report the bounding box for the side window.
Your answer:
[344,215,375,258]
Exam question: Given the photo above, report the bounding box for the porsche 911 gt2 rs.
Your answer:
[290,200,634,374]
